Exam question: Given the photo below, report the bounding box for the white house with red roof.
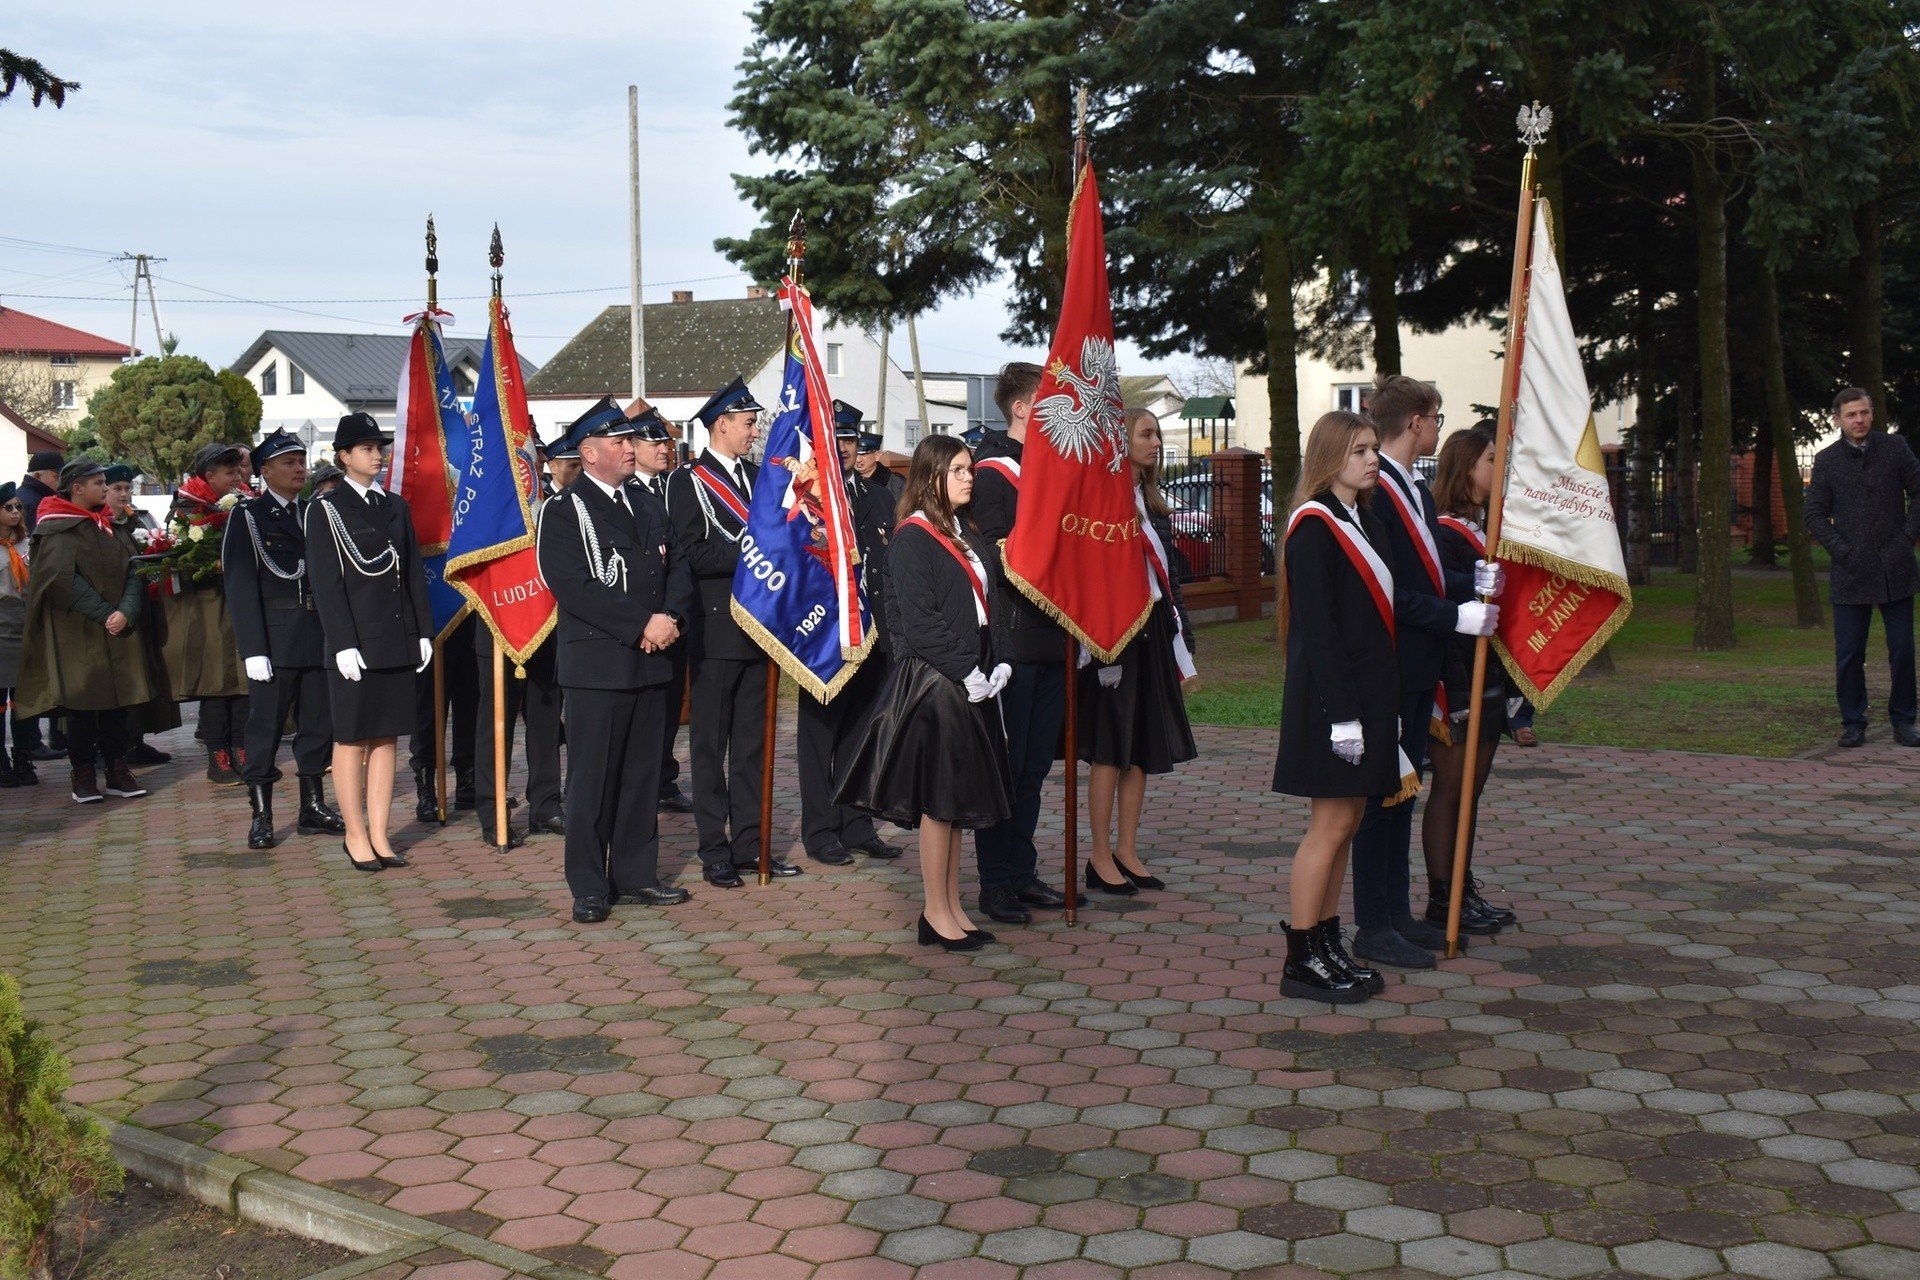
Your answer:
[0,305,137,434]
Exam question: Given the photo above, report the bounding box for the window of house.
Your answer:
[825,343,843,376]
[53,381,76,410]
[289,365,306,394]
[1334,383,1368,414]
[261,362,278,396]
[49,354,76,367]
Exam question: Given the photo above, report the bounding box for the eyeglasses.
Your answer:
[0,504,18,512]
[1429,413,1447,429]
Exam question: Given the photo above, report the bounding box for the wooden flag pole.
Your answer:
[1445,104,1549,960]
[423,218,450,827]
[493,640,509,849]
[1057,86,1092,928]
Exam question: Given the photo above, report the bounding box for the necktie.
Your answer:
[734,463,750,499]
[615,488,632,517]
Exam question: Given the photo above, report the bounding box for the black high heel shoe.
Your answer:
[374,846,410,869]
[965,927,997,944]
[342,839,384,873]
[1118,866,1166,891]
[1085,863,1138,896]
[917,915,986,952]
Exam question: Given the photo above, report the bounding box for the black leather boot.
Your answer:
[1425,879,1503,936]
[1464,877,1516,927]
[297,775,347,834]
[1317,917,1385,994]
[247,783,275,849]
[1280,923,1368,1004]
[414,767,443,824]
[453,766,476,811]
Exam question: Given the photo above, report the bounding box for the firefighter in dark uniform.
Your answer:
[223,430,348,849]
[796,404,905,865]
[536,399,696,923]
[622,403,694,814]
[664,376,802,888]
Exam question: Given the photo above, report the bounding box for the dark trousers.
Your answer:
[659,646,688,798]
[975,659,1064,894]
[67,709,130,768]
[12,709,42,756]
[473,636,564,831]
[410,615,477,775]
[562,684,667,899]
[1352,689,1433,933]
[689,654,768,867]
[1510,697,1536,731]
[197,695,247,751]
[796,651,887,853]
[240,666,331,783]
[1834,597,1917,729]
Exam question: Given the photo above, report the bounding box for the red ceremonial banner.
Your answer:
[389,315,459,557]
[1002,161,1152,662]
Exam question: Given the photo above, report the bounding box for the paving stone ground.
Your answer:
[1,718,1917,1280]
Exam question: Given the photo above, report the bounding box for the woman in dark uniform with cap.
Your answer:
[304,412,433,872]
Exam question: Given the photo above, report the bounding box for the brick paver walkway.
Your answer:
[2,720,1916,1280]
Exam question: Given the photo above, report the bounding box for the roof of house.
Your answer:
[230,330,536,407]
[1180,395,1235,420]
[0,399,68,454]
[0,307,137,359]
[527,299,788,399]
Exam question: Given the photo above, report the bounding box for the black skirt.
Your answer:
[327,664,415,742]
[1077,599,1197,774]
[835,650,1013,830]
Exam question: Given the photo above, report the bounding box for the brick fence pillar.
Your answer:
[1212,448,1266,620]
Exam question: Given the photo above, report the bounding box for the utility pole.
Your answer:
[906,313,931,438]
[116,253,167,356]
[628,86,646,403]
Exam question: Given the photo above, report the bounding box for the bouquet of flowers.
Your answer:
[134,489,242,592]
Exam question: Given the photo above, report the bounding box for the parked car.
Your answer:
[1161,469,1276,577]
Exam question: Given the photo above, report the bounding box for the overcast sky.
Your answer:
[4,2,1156,385]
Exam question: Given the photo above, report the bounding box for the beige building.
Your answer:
[0,306,138,436]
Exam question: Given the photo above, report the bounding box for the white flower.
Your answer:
[133,528,154,548]
[186,524,206,543]
[218,492,242,510]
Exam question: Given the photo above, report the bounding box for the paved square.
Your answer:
[1,721,1916,1278]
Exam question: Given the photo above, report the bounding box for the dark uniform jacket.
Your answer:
[1367,459,1473,696]
[1805,431,1920,606]
[847,469,896,653]
[537,474,695,691]
[886,519,996,684]
[664,449,761,662]
[969,430,1063,664]
[303,483,432,670]
[1436,519,1507,718]
[18,474,57,533]
[222,491,324,669]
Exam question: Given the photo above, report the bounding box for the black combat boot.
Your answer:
[297,774,347,834]
[1280,923,1368,1004]
[414,767,442,824]
[247,783,275,849]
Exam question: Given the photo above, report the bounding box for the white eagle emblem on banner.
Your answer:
[1036,336,1128,472]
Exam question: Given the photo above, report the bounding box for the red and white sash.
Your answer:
[1138,487,1197,681]
[1436,514,1485,555]
[1376,464,1445,594]
[900,513,989,623]
[691,464,751,524]
[1287,500,1395,641]
[974,456,1021,489]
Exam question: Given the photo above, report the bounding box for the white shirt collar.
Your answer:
[268,488,298,509]
[345,477,383,501]
[708,445,744,469]
[585,472,627,504]
[1379,452,1419,491]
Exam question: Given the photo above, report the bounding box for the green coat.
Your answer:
[16,513,157,717]
[156,494,245,699]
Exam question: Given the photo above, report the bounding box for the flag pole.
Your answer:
[1445,104,1549,959]
[1060,87,1091,926]
[489,226,511,852]
[426,215,450,826]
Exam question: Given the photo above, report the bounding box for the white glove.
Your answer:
[244,655,273,682]
[963,668,994,703]
[1097,665,1122,689]
[335,648,366,682]
[987,663,1012,696]
[1455,602,1499,637]
[1330,720,1364,765]
[1474,559,1505,597]
[417,638,433,672]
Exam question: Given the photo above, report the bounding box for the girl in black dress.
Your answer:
[1081,408,1198,895]
[1422,425,1518,936]
[837,435,1013,952]
[304,413,433,873]
[1273,410,1412,1004]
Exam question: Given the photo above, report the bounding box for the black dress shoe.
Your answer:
[856,837,904,860]
[573,896,610,923]
[478,826,524,850]
[1895,724,1920,748]
[1839,724,1867,748]
[1015,880,1068,908]
[536,813,567,836]
[1353,927,1435,970]
[1085,864,1138,896]
[1119,867,1167,891]
[657,787,693,813]
[808,843,855,866]
[129,742,171,765]
[917,915,986,951]
[703,864,745,888]
[979,887,1031,925]
[750,857,803,878]
[632,885,691,906]
[374,847,410,869]
[342,840,384,873]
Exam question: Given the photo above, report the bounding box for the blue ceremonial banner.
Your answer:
[730,281,872,701]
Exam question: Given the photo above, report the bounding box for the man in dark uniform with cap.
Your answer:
[851,426,904,502]
[537,398,695,922]
[795,402,904,865]
[624,402,693,814]
[665,377,802,888]
[223,430,347,849]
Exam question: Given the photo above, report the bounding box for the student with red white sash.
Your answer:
[1273,412,1409,1003]
[1349,375,1501,972]
[665,377,802,889]
[837,436,1013,952]
[1424,425,1519,937]
[1077,408,1198,896]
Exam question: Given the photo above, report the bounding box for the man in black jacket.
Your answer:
[666,377,803,888]
[625,403,693,815]
[795,406,904,866]
[969,362,1070,925]
[18,450,62,533]
[536,400,696,923]
[1805,387,1920,748]
[1353,375,1500,971]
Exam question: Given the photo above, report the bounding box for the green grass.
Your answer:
[1187,568,1851,757]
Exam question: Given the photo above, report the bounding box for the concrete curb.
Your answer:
[91,1111,603,1280]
